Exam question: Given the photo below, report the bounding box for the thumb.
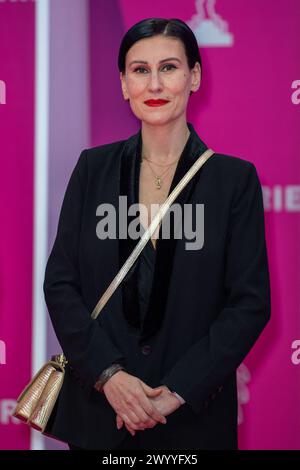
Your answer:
[141,383,164,396]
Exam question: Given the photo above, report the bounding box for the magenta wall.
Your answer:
[0,1,35,450]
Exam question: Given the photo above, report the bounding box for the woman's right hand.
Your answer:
[102,370,167,431]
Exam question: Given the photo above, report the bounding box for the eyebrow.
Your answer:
[128,57,181,67]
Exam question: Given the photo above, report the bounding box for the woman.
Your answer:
[43,18,271,450]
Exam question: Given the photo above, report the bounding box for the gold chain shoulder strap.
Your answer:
[91,148,215,320]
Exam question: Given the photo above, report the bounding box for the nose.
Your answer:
[147,71,163,93]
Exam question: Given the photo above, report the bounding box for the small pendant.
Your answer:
[155,177,161,189]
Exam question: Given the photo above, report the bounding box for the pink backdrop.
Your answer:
[1,0,299,450]
[0,1,35,450]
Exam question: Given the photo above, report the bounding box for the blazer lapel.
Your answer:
[119,121,209,343]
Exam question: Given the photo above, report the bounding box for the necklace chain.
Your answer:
[142,158,178,190]
[142,156,180,167]
[140,128,190,189]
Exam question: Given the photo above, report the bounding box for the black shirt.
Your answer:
[137,237,156,327]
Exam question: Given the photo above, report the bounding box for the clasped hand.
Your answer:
[102,370,182,436]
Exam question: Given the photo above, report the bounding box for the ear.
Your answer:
[191,62,201,93]
[120,72,129,101]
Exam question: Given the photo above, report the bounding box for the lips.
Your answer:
[144,99,170,107]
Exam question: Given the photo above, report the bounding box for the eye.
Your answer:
[133,64,177,74]
[162,64,176,72]
[133,67,147,74]
[162,64,176,71]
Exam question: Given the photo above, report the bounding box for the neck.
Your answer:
[141,119,190,165]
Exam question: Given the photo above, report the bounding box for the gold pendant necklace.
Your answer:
[146,162,172,190]
[142,156,179,190]
[155,176,162,189]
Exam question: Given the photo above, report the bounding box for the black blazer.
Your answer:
[43,122,271,450]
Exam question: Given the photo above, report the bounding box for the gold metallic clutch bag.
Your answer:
[12,148,215,434]
[12,354,67,433]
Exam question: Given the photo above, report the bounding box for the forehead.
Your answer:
[126,36,185,63]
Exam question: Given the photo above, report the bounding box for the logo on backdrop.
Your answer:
[0,80,6,105]
[291,80,300,105]
[0,340,6,365]
[187,0,234,46]
[262,185,300,212]
[0,400,20,425]
[291,340,300,365]
[237,363,251,425]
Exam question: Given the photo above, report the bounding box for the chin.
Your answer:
[141,115,172,126]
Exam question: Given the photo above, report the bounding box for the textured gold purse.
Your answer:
[12,148,215,433]
[13,354,67,432]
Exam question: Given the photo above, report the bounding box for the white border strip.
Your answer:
[31,0,49,450]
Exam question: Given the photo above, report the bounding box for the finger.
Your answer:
[126,407,150,430]
[125,423,135,436]
[121,413,141,432]
[123,419,135,436]
[141,383,164,397]
[126,405,156,431]
[138,392,167,425]
[139,384,167,424]
[124,392,155,429]
[129,408,156,429]
[128,398,164,429]
[116,414,123,430]
[121,409,147,431]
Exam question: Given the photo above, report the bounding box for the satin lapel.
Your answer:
[118,128,142,330]
[119,122,209,342]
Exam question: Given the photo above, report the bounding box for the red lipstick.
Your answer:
[144,99,170,107]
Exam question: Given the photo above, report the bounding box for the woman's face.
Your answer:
[120,35,201,126]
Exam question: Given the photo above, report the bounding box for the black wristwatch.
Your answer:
[94,363,126,393]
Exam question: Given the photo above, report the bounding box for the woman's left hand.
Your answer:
[116,385,182,435]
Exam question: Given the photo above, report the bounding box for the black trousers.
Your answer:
[68,433,141,450]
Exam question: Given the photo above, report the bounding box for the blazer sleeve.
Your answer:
[160,162,271,414]
[43,150,126,388]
